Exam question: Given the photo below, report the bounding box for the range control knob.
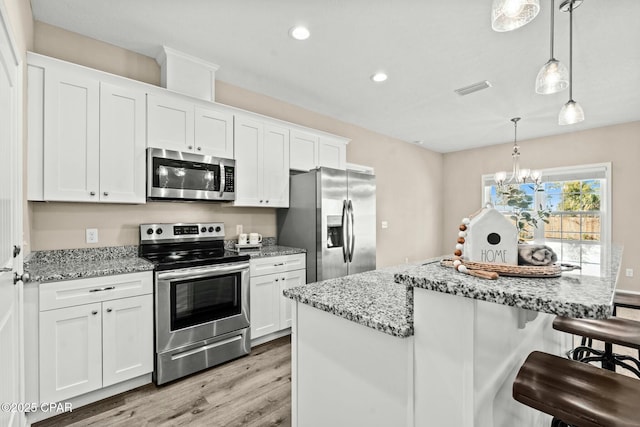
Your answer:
[208,227,215,233]
[146,228,154,235]
[201,227,207,233]
[215,226,221,232]
[156,228,163,235]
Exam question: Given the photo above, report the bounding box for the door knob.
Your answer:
[106,308,113,313]
[91,310,98,315]
[90,191,96,196]
[13,245,21,258]
[197,147,202,151]
[103,192,109,196]
[188,145,193,150]
[13,271,30,285]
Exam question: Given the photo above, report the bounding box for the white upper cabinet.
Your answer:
[234,115,290,207]
[147,93,234,158]
[194,106,234,158]
[42,65,100,202]
[28,54,146,203]
[318,136,347,170]
[99,83,146,203]
[290,130,318,171]
[290,130,347,171]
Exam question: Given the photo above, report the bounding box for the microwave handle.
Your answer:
[219,164,226,197]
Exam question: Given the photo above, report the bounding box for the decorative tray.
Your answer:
[440,258,579,278]
[230,243,263,253]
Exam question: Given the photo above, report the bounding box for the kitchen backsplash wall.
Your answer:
[28,21,444,267]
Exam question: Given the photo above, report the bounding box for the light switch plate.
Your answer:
[381,221,388,229]
[236,224,243,235]
[86,228,98,244]
[626,268,633,277]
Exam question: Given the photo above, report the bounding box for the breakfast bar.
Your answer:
[284,248,622,427]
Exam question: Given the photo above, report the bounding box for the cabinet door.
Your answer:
[102,295,153,387]
[194,106,234,158]
[99,83,146,203]
[43,66,100,201]
[250,273,280,339]
[234,116,264,206]
[279,269,306,330]
[318,137,347,170]
[290,130,318,171]
[39,303,102,402]
[262,124,290,207]
[147,94,194,152]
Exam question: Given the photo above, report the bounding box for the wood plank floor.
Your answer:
[34,336,292,427]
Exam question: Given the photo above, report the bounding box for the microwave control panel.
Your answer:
[224,166,235,192]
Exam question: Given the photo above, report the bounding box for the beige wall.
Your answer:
[442,121,640,292]
[28,22,444,267]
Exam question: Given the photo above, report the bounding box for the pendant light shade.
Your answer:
[558,0,584,125]
[492,0,541,32]
[535,0,569,94]
[558,100,584,125]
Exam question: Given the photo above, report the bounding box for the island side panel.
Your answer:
[413,288,570,427]
[292,302,413,427]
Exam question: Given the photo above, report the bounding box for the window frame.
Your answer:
[481,163,612,269]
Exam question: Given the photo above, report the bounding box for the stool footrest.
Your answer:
[513,351,640,427]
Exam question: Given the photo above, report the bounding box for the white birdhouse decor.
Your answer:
[463,207,518,265]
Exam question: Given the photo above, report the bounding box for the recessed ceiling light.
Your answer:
[289,26,310,41]
[370,72,388,83]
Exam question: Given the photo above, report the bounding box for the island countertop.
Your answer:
[395,246,622,319]
[283,263,421,338]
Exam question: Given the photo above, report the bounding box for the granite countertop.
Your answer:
[395,246,623,319]
[25,246,155,283]
[283,262,425,338]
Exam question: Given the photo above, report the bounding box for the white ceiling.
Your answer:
[30,0,640,153]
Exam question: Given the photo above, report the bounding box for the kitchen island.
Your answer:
[284,248,621,427]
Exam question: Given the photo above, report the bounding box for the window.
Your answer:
[482,163,611,275]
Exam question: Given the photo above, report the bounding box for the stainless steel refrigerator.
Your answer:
[277,167,376,283]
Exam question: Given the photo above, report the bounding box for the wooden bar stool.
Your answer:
[552,316,640,377]
[513,351,640,427]
[613,291,640,315]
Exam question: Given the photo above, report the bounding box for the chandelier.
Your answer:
[494,117,542,187]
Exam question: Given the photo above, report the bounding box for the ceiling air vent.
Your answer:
[454,80,492,96]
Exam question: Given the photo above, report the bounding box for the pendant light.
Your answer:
[535,0,569,94]
[494,117,542,187]
[492,0,541,32]
[558,0,584,125]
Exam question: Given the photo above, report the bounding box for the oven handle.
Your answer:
[157,262,250,281]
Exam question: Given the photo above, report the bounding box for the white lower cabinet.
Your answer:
[250,254,306,342]
[38,272,153,403]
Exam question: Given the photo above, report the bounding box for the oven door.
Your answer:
[155,262,250,354]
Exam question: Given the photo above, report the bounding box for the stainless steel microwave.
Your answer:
[147,148,235,202]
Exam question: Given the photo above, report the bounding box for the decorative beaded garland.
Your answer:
[453,217,471,274]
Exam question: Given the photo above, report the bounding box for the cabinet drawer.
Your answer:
[40,272,153,311]
[250,253,306,277]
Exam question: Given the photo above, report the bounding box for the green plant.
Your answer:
[497,185,551,241]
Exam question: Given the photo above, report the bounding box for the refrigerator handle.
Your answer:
[348,200,355,262]
[342,200,349,263]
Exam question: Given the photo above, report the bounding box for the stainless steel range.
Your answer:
[139,222,250,385]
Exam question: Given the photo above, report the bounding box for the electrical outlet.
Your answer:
[626,268,634,278]
[86,228,98,244]
[236,224,243,235]
[381,221,388,229]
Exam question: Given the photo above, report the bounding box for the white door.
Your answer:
[194,106,233,158]
[0,6,25,426]
[262,124,290,207]
[279,269,305,329]
[102,295,153,387]
[233,116,263,206]
[43,65,100,202]
[290,130,318,171]
[249,274,280,339]
[100,82,146,203]
[146,94,194,152]
[39,304,103,402]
